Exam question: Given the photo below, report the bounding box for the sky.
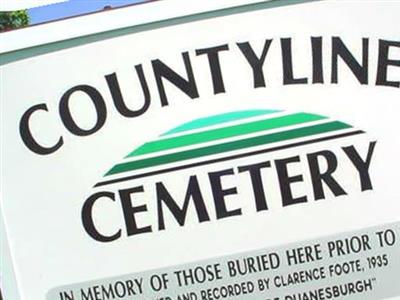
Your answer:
[28,0,145,25]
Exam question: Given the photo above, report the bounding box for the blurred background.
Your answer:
[1,0,151,31]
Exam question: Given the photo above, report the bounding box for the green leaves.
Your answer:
[0,10,29,31]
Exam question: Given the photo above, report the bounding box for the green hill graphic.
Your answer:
[95,109,364,188]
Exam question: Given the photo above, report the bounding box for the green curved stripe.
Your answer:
[162,109,280,136]
[107,121,351,176]
[128,112,325,157]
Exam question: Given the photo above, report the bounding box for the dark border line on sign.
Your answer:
[94,130,365,188]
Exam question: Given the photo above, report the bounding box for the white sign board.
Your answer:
[1,1,399,299]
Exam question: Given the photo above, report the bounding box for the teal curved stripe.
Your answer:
[162,109,280,136]
[107,121,351,176]
[128,112,325,157]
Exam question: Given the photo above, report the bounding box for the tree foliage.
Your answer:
[0,10,29,31]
